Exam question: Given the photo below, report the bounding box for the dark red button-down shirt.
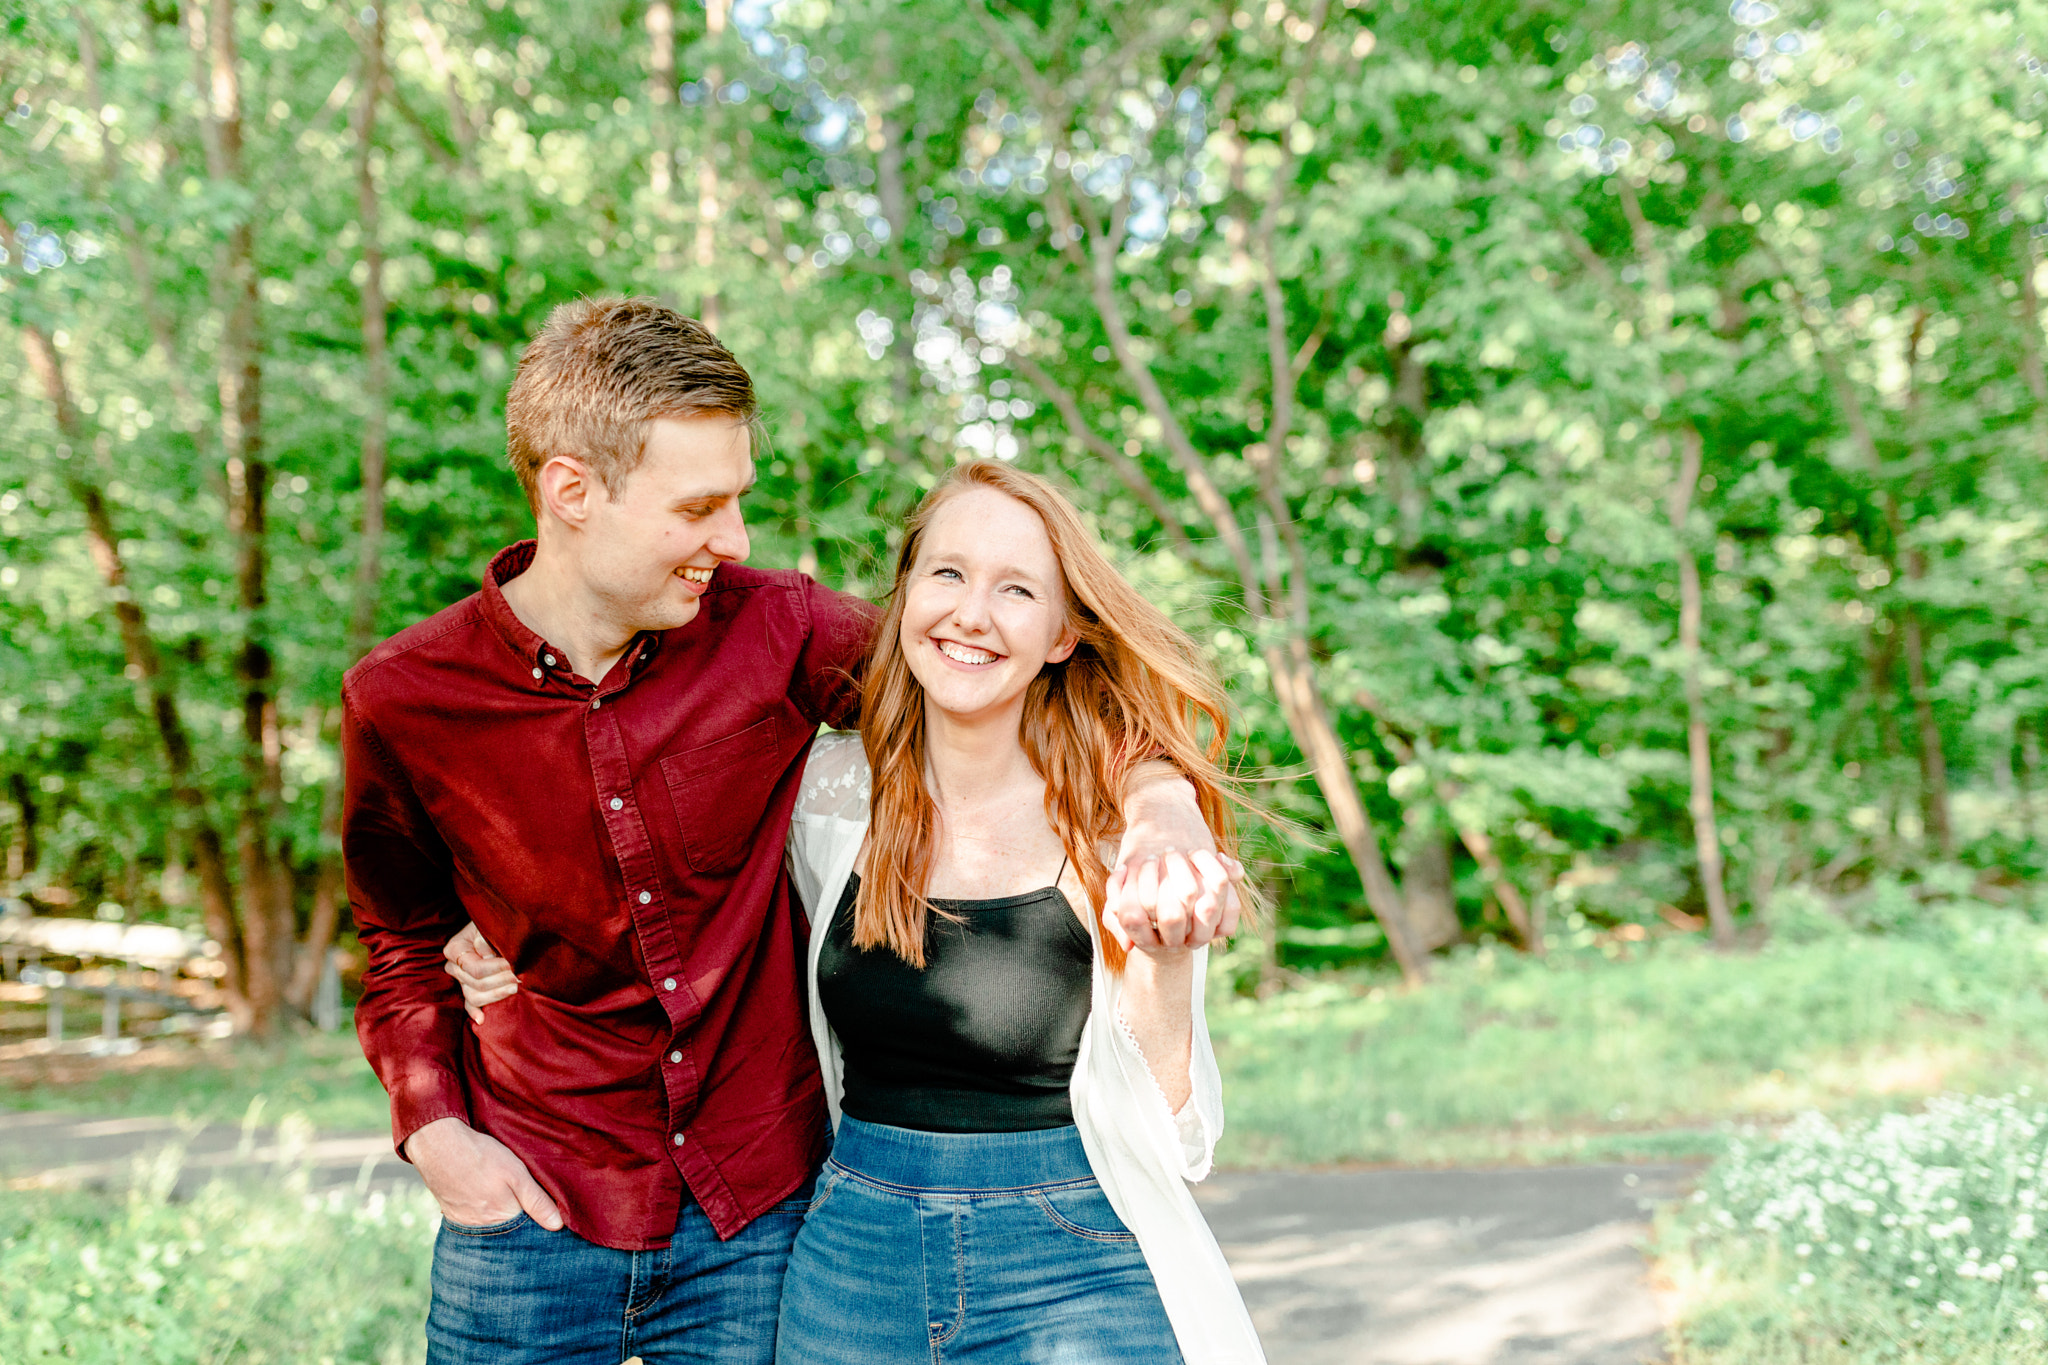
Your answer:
[343,541,876,1249]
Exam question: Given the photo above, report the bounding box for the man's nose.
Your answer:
[708,501,750,563]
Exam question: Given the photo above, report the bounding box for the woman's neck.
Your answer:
[921,696,1039,813]
[918,696,1069,901]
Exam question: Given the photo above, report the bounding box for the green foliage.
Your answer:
[1212,901,2048,1166]
[1,0,2045,965]
[0,1161,434,1363]
[1662,1093,2048,1363]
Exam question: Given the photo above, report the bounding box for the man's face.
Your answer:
[574,415,754,634]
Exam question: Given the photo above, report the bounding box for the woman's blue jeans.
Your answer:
[426,1180,811,1364]
[776,1118,1183,1363]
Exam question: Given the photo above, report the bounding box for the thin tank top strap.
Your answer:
[1053,851,1070,888]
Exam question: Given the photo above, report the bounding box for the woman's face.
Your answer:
[899,486,1078,729]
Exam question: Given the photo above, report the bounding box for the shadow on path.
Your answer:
[1196,1164,1697,1365]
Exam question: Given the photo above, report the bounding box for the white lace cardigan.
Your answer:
[784,733,1267,1365]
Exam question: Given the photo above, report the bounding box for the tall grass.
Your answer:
[1210,899,2048,1167]
[0,1147,435,1363]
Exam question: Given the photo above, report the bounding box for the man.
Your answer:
[343,297,1238,1363]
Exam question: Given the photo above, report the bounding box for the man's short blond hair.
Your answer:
[505,296,761,511]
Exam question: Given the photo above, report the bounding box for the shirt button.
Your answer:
[544,654,556,666]
[638,891,652,905]
[610,797,624,810]
[662,977,676,991]
[668,1050,682,1064]
[530,668,542,680]
[672,1133,685,1147]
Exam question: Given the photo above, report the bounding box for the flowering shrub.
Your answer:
[1670,1094,2048,1361]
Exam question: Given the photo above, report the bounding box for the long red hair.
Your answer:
[856,460,1242,969]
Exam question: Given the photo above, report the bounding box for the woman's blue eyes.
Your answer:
[930,567,1032,597]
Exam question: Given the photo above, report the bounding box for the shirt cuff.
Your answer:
[387,1071,471,1160]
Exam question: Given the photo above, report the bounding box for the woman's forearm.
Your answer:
[1117,946,1196,1110]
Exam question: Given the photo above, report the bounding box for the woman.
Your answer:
[455,460,1264,1364]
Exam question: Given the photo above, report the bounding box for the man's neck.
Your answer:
[500,542,637,685]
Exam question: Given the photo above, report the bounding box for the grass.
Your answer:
[1208,898,2048,1168]
[0,1156,435,1363]
[8,895,2048,1176]
[0,1029,390,1132]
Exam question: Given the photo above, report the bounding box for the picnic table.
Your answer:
[0,904,230,1048]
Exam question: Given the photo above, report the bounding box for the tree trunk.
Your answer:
[1669,427,1736,947]
[646,1,676,198]
[1263,636,1428,980]
[290,4,391,1015]
[2022,721,2045,841]
[1897,308,1955,854]
[2014,209,2048,463]
[7,772,38,882]
[1453,823,1539,951]
[692,0,729,332]
[1898,595,1953,854]
[1396,828,1461,952]
[4,252,251,1026]
[198,0,288,1035]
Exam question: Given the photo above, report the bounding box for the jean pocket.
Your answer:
[1031,1181,1137,1243]
[802,1166,841,1215]
[439,1210,534,1237]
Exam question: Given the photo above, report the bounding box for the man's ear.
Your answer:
[536,455,599,529]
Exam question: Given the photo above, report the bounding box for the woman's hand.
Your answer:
[443,922,518,1023]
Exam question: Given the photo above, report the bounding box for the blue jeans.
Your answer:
[427,1180,812,1364]
[777,1119,1183,1364]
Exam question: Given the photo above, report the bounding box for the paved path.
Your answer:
[0,1110,414,1197]
[2,1111,1688,1364]
[1196,1165,1691,1365]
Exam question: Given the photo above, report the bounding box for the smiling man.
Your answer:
[341,298,1236,1364]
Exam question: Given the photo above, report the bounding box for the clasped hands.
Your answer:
[442,771,1244,1014]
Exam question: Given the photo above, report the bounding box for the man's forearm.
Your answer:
[353,932,474,1155]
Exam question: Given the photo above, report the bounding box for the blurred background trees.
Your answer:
[3,0,2044,1027]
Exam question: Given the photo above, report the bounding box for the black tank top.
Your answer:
[817,871,1092,1132]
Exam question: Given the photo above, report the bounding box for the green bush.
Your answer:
[1664,1094,2048,1363]
[0,1148,434,1363]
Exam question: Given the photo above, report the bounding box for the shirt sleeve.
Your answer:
[341,686,473,1158]
[789,578,880,731]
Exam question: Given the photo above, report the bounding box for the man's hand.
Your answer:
[1108,764,1246,954]
[443,922,518,1024]
[405,1116,565,1231]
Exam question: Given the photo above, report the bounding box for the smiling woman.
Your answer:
[763,458,1266,1364]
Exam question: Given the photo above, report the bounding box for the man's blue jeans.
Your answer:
[426,1181,811,1364]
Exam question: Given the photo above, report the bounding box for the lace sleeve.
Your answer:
[795,732,871,823]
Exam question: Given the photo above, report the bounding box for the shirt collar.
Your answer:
[479,540,662,688]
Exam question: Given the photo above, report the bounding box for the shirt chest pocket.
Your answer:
[660,715,789,876]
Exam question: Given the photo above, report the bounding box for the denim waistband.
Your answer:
[830,1117,1096,1193]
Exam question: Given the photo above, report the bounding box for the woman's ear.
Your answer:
[1047,626,1080,665]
